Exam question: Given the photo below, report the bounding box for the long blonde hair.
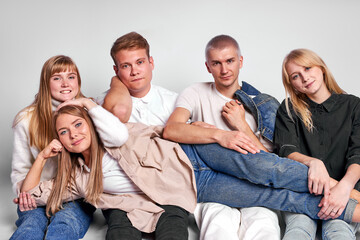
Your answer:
[13,55,85,154]
[282,49,344,131]
[46,105,104,217]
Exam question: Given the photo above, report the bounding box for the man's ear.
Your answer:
[239,56,244,69]
[149,56,154,70]
[205,62,211,74]
[113,65,118,74]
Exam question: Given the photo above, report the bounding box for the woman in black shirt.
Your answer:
[275,48,360,239]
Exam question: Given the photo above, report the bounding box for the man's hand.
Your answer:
[14,192,37,212]
[217,130,259,154]
[222,100,247,131]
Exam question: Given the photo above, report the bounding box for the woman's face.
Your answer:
[286,61,328,99]
[56,113,91,154]
[49,70,79,102]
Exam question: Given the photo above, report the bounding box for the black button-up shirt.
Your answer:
[274,94,360,189]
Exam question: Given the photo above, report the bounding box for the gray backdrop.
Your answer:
[1,0,360,238]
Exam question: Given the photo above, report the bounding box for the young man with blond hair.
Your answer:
[97,32,187,240]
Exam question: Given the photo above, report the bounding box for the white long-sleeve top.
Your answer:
[11,102,128,194]
[88,105,128,148]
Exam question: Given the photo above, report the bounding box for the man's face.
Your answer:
[113,48,154,98]
[205,46,243,90]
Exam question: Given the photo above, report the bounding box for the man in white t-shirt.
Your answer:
[97,32,188,240]
[163,35,280,240]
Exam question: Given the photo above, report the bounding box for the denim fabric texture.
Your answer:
[11,206,48,240]
[180,143,353,223]
[10,200,94,240]
[234,81,280,142]
[282,211,359,240]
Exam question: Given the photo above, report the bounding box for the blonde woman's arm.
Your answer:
[20,139,63,192]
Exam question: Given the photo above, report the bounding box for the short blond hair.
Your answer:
[205,35,241,61]
[110,32,150,65]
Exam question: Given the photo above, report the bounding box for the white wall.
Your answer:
[1,0,360,199]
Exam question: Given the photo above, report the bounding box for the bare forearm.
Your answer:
[240,125,268,152]
[340,164,360,190]
[103,77,132,123]
[21,155,47,192]
[287,152,315,166]
[163,122,221,144]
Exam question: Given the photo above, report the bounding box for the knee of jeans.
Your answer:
[283,212,314,224]
[322,220,357,239]
[283,213,317,239]
[50,202,92,237]
[16,207,48,228]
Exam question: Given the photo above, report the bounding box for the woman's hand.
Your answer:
[39,139,63,160]
[56,98,97,112]
[319,164,360,220]
[308,158,330,198]
[15,192,37,212]
[318,181,352,220]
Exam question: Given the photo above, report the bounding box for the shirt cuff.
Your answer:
[278,144,298,158]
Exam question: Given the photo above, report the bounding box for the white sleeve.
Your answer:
[175,85,200,117]
[88,105,128,148]
[11,115,35,194]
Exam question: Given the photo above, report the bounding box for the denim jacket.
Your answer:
[234,81,280,143]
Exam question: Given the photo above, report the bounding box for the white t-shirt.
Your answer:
[176,82,273,150]
[96,84,178,126]
[102,152,142,194]
[128,84,178,125]
[88,106,139,195]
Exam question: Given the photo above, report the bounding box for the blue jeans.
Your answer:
[10,200,95,240]
[282,212,360,240]
[180,143,355,222]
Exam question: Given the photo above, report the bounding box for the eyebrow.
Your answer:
[289,72,300,78]
[52,72,77,77]
[57,118,82,132]
[210,57,235,63]
[119,58,146,65]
